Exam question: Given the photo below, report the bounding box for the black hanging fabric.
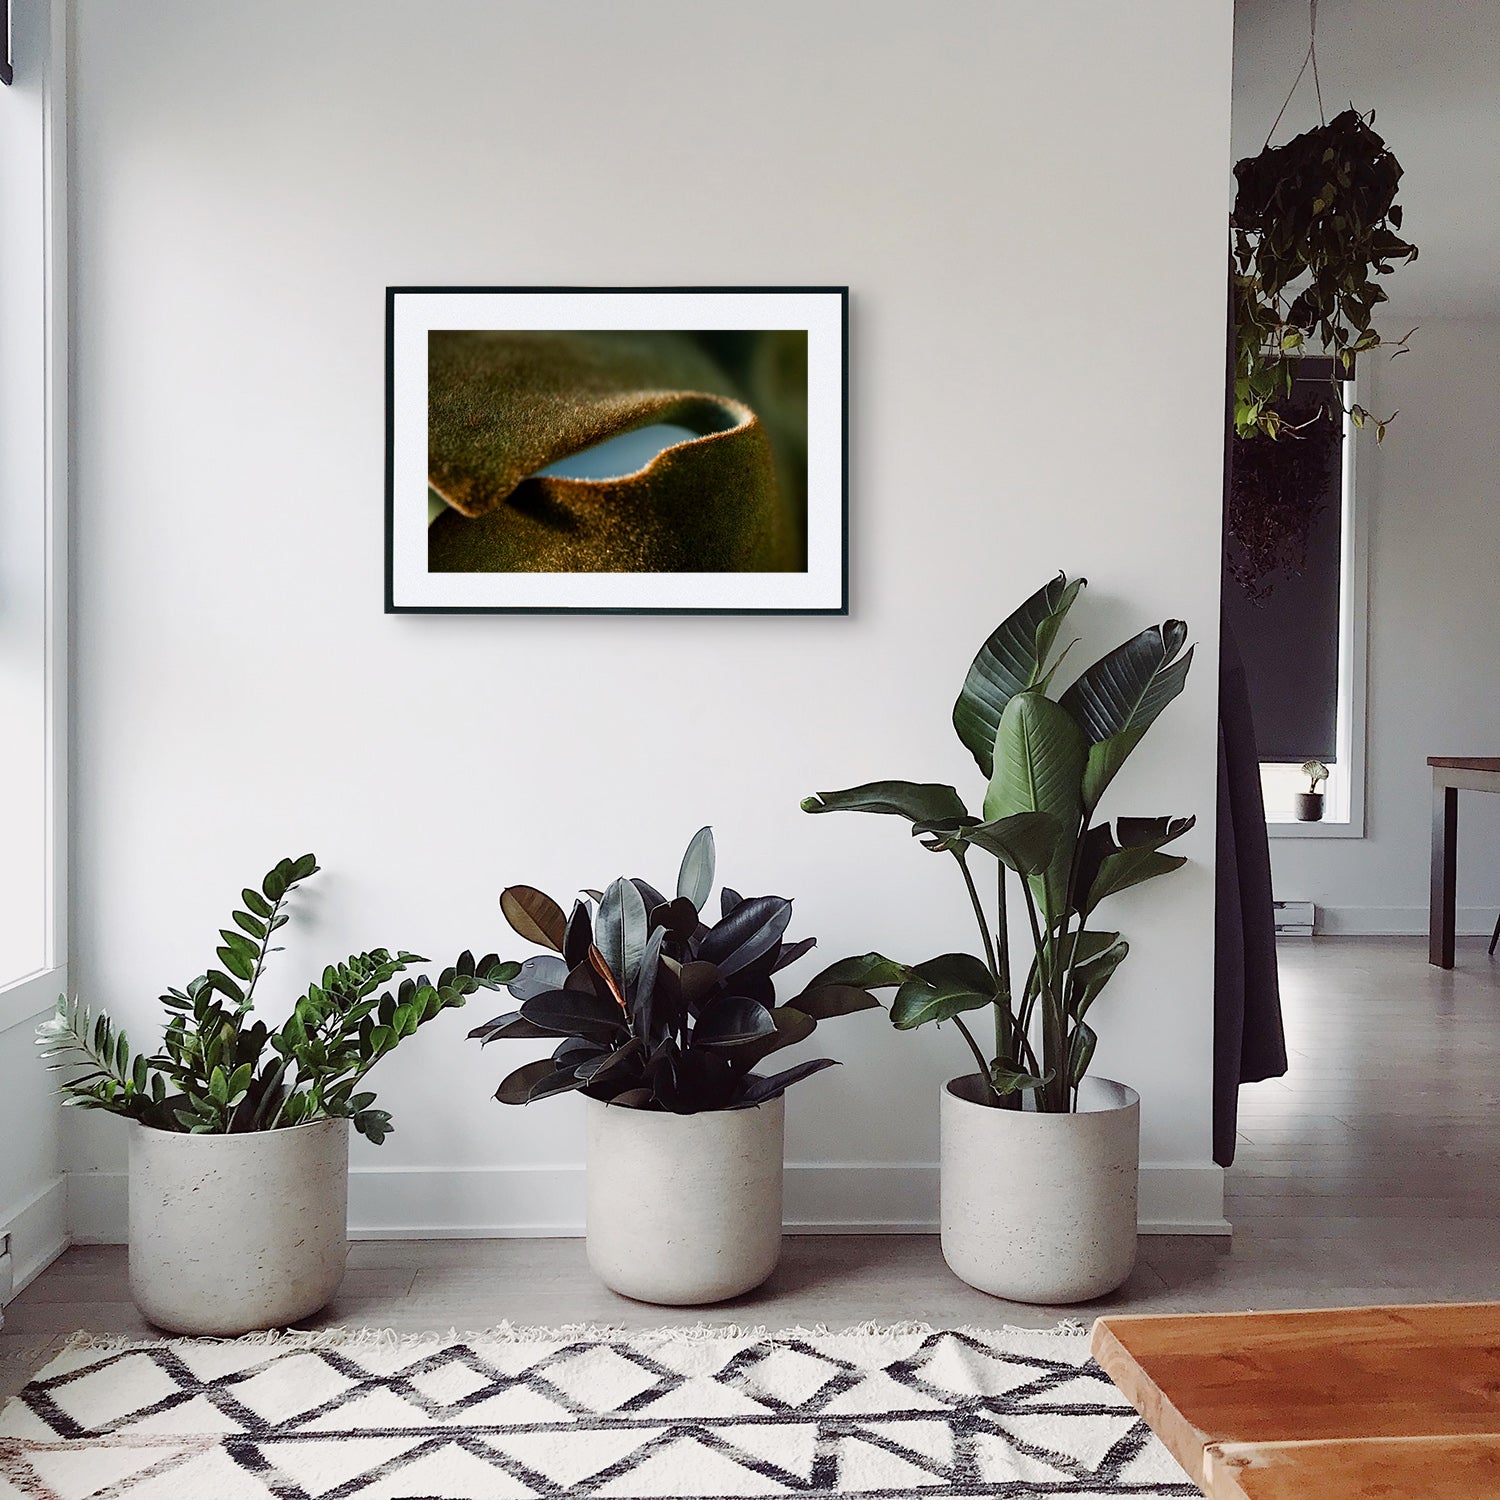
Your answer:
[1214,615,1289,1167]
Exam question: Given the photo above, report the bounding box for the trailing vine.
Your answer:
[1230,0,1417,440]
[1232,105,1416,441]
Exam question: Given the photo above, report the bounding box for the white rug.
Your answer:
[0,1322,1196,1498]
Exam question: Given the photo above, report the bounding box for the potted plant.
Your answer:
[1232,106,1416,442]
[36,854,506,1335]
[470,828,876,1305]
[802,574,1194,1303]
[1296,760,1329,821]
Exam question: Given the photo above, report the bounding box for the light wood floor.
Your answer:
[3,937,1495,1401]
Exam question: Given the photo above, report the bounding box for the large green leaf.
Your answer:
[1063,930,1129,1018]
[788,984,882,1019]
[960,811,1062,877]
[676,826,715,910]
[1059,622,1193,812]
[1067,1021,1098,1086]
[801,781,969,826]
[889,953,995,1031]
[1078,816,1195,915]
[1022,928,1125,1011]
[982,691,1086,916]
[804,952,911,991]
[952,573,1084,776]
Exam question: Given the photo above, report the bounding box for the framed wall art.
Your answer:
[385,286,848,614]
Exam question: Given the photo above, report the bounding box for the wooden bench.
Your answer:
[1092,1303,1500,1497]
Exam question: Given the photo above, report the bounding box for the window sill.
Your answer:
[1265,817,1364,840]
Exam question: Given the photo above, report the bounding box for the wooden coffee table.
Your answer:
[1092,1303,1500,1498]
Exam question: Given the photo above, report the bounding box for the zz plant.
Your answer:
[470,828,876,1112]
[37,855,507,1143]
[802,574,1193,1114]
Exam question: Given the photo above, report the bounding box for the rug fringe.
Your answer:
[62,1317,1088,1355]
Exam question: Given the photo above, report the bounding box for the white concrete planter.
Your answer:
[128,1117,350,1335]
[940,1073,1139,1304]
[585,1094,784,1305]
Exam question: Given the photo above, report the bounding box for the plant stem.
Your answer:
[994,859,1012,1065]
[1019,875,1066,1111]
[955,851,998,980]
[950,1014,996,1101]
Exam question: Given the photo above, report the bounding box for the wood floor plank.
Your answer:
[1204,1434,1500,1500]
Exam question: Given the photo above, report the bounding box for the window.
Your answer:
[0,0,67,1025]
[1223,359,1368,837]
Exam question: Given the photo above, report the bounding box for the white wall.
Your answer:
[67,0,1234,1238]
[1270,323,1500,933]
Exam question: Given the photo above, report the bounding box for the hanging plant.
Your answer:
[1233,105,1417,440]
[1227,389,1340,601]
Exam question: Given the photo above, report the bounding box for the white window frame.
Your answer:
[0,0,67,1031]
[1262,382,1369,840]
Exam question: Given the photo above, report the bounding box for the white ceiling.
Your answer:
[1233,0,1500,321]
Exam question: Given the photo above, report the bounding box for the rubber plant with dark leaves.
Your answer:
[802,574,1194,1114]
[470,829,879,1112]
[36,855,510,1144]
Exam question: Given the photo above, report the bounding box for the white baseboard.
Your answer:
[66,1161,1228,1243]
[1,1176,69,1302]
[1313,904,1496,936]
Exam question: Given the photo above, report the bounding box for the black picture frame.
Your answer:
[385,286,848,616]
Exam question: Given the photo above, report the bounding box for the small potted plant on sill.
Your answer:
[36,854,507,1336]
[470,828,876,1306]
[802,573,1194,1304]
[1296,760,1329,821]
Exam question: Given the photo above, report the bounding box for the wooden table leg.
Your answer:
[1430,782,1457,968]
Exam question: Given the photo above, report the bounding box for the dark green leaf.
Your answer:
[952,573,1084,776]
[731,1004,818,1067]
[805,952,911,991]
[1067,1022,1098,1085]
[960,810,1062,876]
[494,1057,560,1104]
[788,984,882,1019]
[890,953,995,1030]
[801,781,970,826]
[676,826,715,910]
[771,935,816,973]
[1078,816,1195,914]
[983,690,1087,914]
[989,1060,1054,1096]
[562,899,592,970]
[519,989,629,1046]
[595,877,648,989]
[1060,622,1193,811]
[694,994,776,1048]
[505,954,570,1001]
[698,895,792,978]
[735,1057,839,1105]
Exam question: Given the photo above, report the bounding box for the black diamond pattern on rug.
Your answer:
[0,1326,1200,1498]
